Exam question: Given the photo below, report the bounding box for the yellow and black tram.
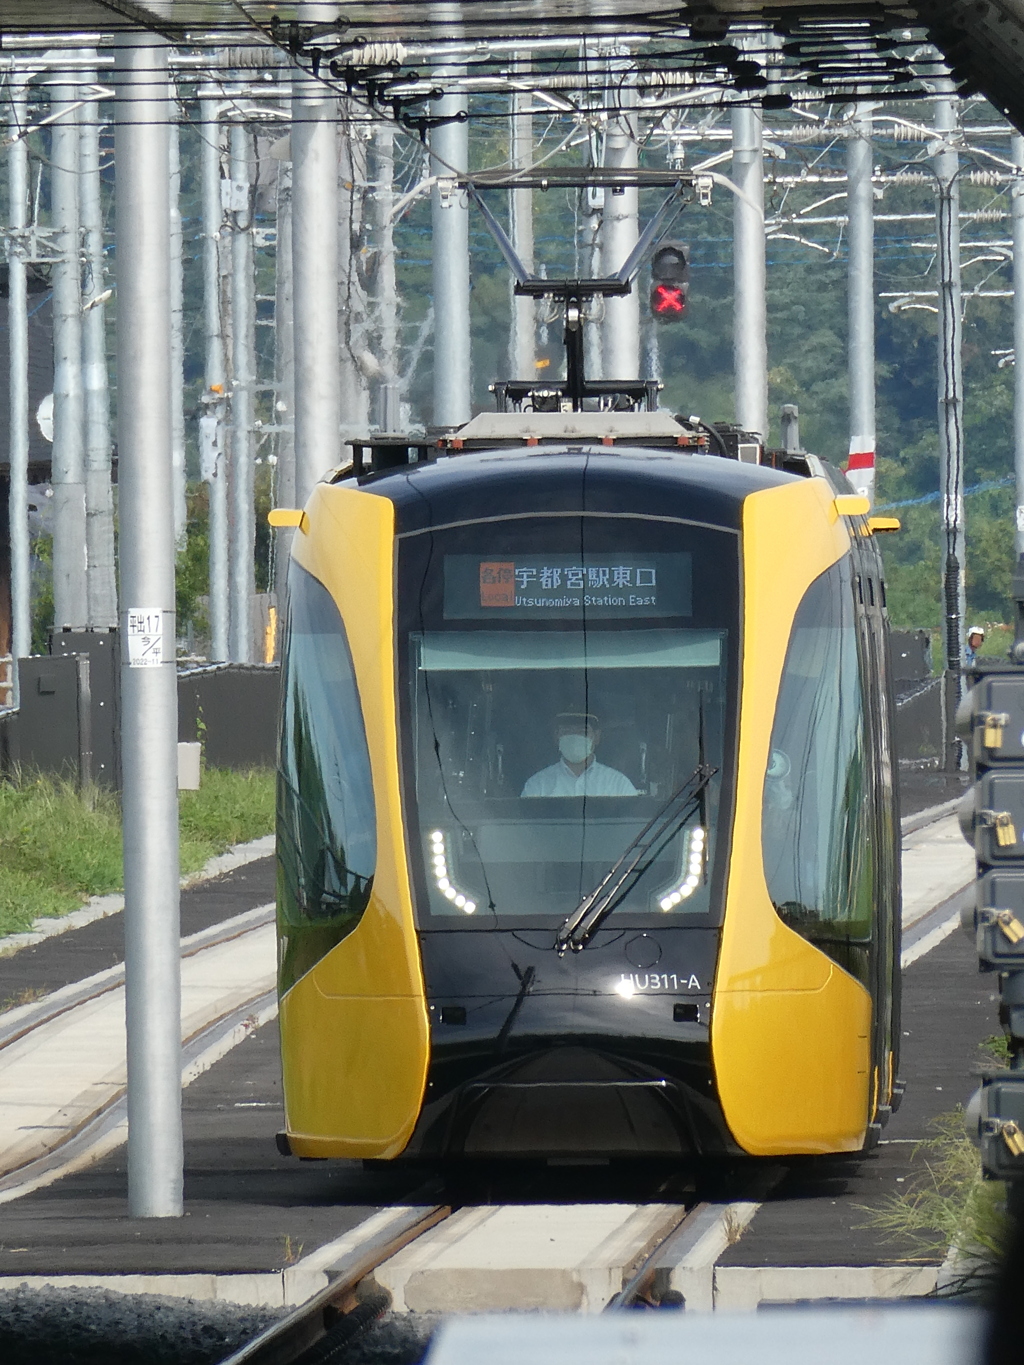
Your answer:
[272,415,901,1163]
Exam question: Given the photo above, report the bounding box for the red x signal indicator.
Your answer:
[650,283,687,319]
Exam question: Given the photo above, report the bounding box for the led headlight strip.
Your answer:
[429,830,477,914]
[658,825,706,911]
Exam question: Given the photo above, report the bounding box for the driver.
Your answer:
[521,712,638,798]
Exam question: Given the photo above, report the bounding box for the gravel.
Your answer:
[0,1284,284,1365]
[0,1287,444,1365]
[341,1312,442,1365]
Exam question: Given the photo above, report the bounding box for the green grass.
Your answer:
[0,768,275,939]
[859,1108,1010,1298]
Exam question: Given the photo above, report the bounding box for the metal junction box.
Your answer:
[977,870,1024,969]
[969,772,1024,864]
[979,1074,1024,1180]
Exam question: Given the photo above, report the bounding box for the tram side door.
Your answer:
[854,550,900,1126]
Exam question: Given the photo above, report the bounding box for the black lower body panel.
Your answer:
[402,1029,739,1160]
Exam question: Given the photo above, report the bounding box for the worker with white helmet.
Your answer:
[966,625,985,666]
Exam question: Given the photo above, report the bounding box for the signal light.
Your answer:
[649,240,690,323]
[650,283,687,318]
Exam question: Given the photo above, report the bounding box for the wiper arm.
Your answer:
[554,763,716,955]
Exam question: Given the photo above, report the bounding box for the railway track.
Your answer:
[217,1157,786,1365]
[0,903,277,1201]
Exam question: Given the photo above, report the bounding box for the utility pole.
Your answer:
[273,157,295,609]
[847,106,876,506]
[509,65,535,380]
[80,73,117,627]
[430,94,472,428]
[338,109,370,437]
[1013,131,1024,562]
[50,84,88,629]
[7,77,30,686]
[200,94,229,662]
[114,33,183,1220]
[229,119,255,662]
[169,111,187,549]
[602,76,640,382]
[373,119,402,430]
[292,38,341,505]
[732,102,768,440]
[934,90,966,769]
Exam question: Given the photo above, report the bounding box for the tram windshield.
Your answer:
[400,517,737,928]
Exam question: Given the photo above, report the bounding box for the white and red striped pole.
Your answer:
[847,107,876,506]
[847,443,876,506]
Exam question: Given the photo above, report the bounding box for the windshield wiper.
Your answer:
[554,763,717,955]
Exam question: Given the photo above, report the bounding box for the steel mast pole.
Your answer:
[228,119,255,662]
[1012,131,1024,561]
[169,111,187,549]
[50,84,88,629]
[273,157,295,609]
[8,78,31,685]
[509,61,535,380]
[200,93,229,662]
[430,93,472,427]
[338,107,369,437]
[934,90,966,768]
[732,100,767,440]
[847,106,876,506]
[602,73,639,382]
[80,74,117,628]
[114,34,183,1220]
[374,119,401,430]
[292,28,341,505]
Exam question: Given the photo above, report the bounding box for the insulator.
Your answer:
[337,41,408,67]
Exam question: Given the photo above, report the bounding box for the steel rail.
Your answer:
[218,1204,451,1365]
[0,982,278,1203]
[0,902,275,1055]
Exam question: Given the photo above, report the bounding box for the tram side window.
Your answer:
[278,565,376,948]
[761,558,874,985]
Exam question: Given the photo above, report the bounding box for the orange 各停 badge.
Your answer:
[479,561,515,608]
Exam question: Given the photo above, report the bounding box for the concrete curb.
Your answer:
[900,797,962,837]
[0,1206,445,1309]
[901,884,973,968]
[0,903,275,1047]
[0,1273,301,1309]
[0,833,274,960]
[711,1263,940,1309]
[660,1201,764,1311]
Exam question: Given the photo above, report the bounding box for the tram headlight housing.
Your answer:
[428,830,477,914]
[656,825,706,911]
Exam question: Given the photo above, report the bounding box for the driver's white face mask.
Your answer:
[559,732,594,764]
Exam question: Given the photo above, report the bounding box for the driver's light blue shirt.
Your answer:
[521,759,638,798]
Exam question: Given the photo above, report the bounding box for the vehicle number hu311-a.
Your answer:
[619,971,702,993]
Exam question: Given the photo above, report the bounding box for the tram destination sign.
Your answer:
[444,554,692,619]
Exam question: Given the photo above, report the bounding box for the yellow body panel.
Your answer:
[711,478,873,1155]
[280,483,430,1158]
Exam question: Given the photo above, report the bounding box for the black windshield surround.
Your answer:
[395,473,742,936]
